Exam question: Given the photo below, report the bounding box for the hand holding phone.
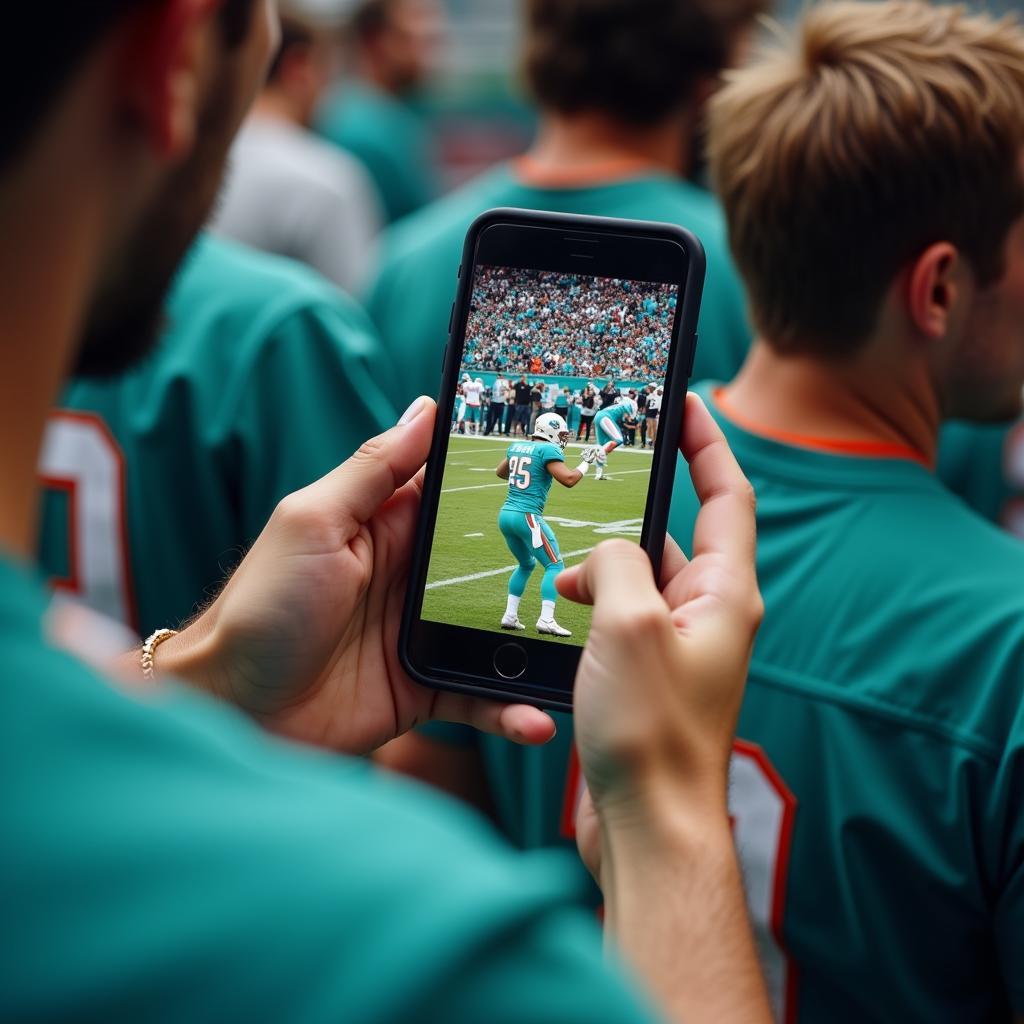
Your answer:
[149,397,556,753]
[401,209,705,710]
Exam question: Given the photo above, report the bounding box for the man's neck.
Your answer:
[524,111,690,179]
[252,90,304,128]
[723,342,941,467]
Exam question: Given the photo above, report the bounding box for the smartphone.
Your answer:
[399,209,704,711]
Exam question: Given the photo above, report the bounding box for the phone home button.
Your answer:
[493,643,528,680]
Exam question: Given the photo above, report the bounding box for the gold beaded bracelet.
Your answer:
[141,628,179,680]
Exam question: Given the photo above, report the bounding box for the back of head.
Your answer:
[709,0,1024,356]
[349,0,439,92]
[522,0,768,125]
[266,10,317,85]
[351,0,394,44]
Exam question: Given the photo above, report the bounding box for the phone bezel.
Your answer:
[399,208,705,712]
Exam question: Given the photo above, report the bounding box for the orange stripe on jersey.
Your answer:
[541,533,558,563]
[512,155,661,189]
[712,388,931,467]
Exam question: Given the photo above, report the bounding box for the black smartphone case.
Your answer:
[399,208,706,712]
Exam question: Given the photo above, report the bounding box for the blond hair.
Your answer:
[708,1,1024,355]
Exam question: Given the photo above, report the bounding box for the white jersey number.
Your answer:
[38,412,137,630]
[508,456,533,491]
[730,739,798,1022]
[561,740,798,1022]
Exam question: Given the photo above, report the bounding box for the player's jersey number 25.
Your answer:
[508,455,532,491]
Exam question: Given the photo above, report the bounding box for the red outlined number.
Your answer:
[37,411,138,632]
[730,739,799,1023]
[560,741,798,1022]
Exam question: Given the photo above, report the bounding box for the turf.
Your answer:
[422,433,655,646]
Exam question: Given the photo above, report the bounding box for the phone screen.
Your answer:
[421,263,679,648]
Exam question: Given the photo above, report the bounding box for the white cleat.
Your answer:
[501,615,526,630]
[537,618,572,637]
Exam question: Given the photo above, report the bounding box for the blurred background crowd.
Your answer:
[463,267,676,380]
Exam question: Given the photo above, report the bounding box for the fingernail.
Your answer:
[398,396,427,426]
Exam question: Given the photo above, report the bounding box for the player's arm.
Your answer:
[549,459,590,488]
[496,458,510,480]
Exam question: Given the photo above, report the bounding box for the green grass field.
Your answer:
[422,433,655,645]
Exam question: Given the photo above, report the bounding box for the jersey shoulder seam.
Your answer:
[748,657,1003,761]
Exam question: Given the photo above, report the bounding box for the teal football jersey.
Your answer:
[363,163,752,411]
[594,405,630,430]
[36,235,398,636]
[502,440,564,515]
[938,419,1024,536]
[314,81,436,224]
[0,554,658,1023]
[424,383,1024,1022]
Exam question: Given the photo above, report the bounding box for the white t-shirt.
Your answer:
[212,114,382,293]
[464,382,485,407]
[647,392,662,413]
[491,379,507,402]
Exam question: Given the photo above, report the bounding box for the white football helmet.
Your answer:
[616,396,639,418]
[533,413,571,451]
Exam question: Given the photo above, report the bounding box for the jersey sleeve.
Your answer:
[224,293,399,542]
[542,443,565,465]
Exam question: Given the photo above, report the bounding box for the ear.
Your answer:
[906,242,961,340]
[115,0,223,160]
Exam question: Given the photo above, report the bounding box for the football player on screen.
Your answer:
[588,396,639,480]
[495,413,596,637]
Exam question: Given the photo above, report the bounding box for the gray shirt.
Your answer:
[212,115,382,293]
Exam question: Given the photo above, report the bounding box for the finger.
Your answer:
[560,540,666,618]
[681,393,757,567]
[558,535,685,604]
[554,561,586,603]
[659,534,689,587]
[432,693,557,745]
[305,397,436,527]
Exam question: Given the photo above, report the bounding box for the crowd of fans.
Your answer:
[463,267,676,380]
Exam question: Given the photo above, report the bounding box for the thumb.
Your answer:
[559,539,666,619]
[304,397,436,527]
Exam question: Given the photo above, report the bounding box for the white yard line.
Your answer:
[426,547,596,590]
[442,482,510,494]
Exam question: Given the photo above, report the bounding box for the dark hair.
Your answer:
[267,15,316,83]
[351,0,399,43]
[523,0,767,125]
[1,0,255,172]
